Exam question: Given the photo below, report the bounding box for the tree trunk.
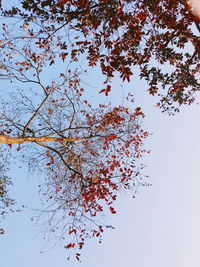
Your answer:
[0,135,85,144]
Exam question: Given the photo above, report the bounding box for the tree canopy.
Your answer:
[0,61,148,258]
[0,0,199,260]
[2,0,200,113]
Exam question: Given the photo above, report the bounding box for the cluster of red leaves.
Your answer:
[42,98,149,259]
[3,0,199,113]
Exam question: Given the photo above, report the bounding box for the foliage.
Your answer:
[0,0,199,260]
[1,0,200,113]
[0,32,149,258]
[0,175,15,234]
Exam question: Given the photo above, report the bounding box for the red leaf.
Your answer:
[65,243,75,249]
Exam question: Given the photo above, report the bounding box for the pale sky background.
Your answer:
[0,7,200,267]
[1,70,200,267]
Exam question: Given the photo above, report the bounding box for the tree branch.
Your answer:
[0,134,98,144]
[23,93,50,136]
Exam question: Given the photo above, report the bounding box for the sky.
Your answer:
[1,4,200,267]
[1,70,200,267]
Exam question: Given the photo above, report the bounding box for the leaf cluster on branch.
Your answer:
[0,26,149,258]
[2,0,200,113]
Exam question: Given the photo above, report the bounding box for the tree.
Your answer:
[2,0,200,114]
[0,0,199,260]
[0,36,149,259]
[0,175,15,235]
